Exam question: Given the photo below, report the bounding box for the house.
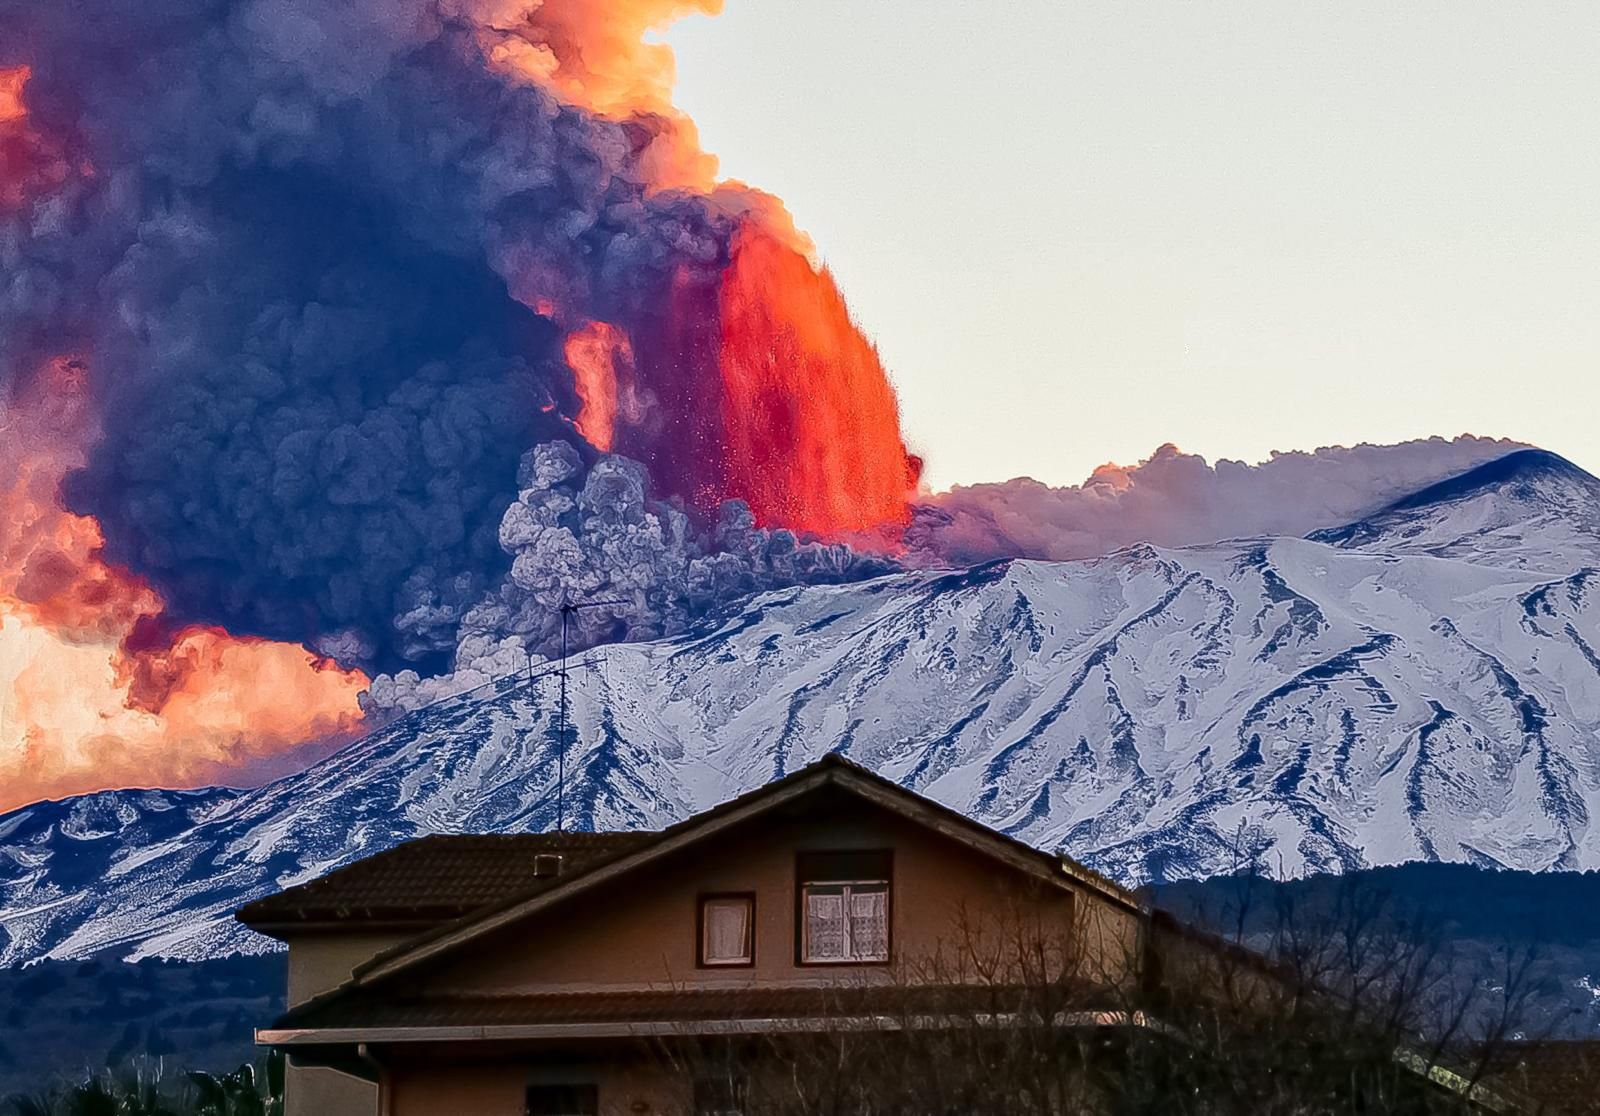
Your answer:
[238,754,1153,1115]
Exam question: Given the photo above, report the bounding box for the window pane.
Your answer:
[848,885,888,961]
[804,886,846,960]
[702,896,753,965]
[526,1084,598,1116]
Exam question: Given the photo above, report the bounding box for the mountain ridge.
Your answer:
[2,450,1597,965]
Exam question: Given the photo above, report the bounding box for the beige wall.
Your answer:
[420,804,1141,997]
[390,1063,524,1116]
[286,929,411,1006]
[390,1060,691,1116]
[283,930,410,1116]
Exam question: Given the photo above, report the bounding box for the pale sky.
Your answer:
[665,2,1600,490]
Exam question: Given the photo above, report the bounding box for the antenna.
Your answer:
[547,597,627,833]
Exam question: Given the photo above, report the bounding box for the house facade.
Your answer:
[239,755,1153,1116]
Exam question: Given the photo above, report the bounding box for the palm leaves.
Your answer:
[185,1062,281,1116]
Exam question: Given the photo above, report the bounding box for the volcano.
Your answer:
[1,451,1597,965]
[1312,449,1600,568]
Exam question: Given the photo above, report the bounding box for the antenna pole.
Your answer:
[546,596,626,837]
[558,603,570,834]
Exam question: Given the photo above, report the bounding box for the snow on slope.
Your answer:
[1,451,1597,964]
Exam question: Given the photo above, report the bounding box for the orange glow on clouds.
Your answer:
[0,66,27,123]
[0,358,368,812]
[1,617,368,812]
[469,0,721,190]
[484,5,918,538]
[564,320,641,452]
[0,64,78,212]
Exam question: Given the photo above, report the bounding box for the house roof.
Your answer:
[237,832,656,933]
[334,753,1143,989]
[250,754,1146,1039]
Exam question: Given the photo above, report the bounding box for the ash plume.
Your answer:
[1,0,913,678]
[365,440,893,716]
[0,0,1547,807]
[907,437,1526,566]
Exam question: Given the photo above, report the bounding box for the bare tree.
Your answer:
[651,876,1550,1115]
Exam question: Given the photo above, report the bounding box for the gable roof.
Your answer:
[297,754,1141,993]
[236,832,656,933]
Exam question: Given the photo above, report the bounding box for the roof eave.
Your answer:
[259,1010,1168,1046]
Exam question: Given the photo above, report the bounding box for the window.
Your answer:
[693,1074,748,1116]
[525,1084,598,1116]
[797,850,892,964]
[699,893,754,966]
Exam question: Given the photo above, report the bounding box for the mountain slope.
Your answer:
[2,452,1598,965]
[1312,449,1600,569]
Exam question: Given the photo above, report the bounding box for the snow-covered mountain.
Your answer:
[2,449,1598,965]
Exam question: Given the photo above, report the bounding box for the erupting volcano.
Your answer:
[0,0,920,806]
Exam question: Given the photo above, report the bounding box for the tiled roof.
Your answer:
[236,832,657,929]
[339,755,1143,982]
[275,984,1116,1032]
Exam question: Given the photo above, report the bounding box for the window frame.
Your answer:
[794,849,894,967]
[696,891,757,969]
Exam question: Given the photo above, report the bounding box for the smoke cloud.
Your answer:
[0,0,1542,809]
[1,0,914,677]
[365,439,894,715]
[0,0,920,805]
[907,437,1526,566]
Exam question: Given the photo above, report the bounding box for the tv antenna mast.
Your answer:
[543,597,627,833]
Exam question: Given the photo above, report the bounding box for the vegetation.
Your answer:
[0,955,283,1101]
[4,1057,282,1116]
[659,875,1560,1114]
[2,868,1580,1113]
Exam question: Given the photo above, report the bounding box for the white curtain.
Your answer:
[805,889,846,960]
[704,899,751,962]
[848,887,888,960]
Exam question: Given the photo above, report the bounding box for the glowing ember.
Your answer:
[563,218,920,537]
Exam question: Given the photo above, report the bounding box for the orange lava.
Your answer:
[1,358,369,811]
[564,320,639,452]
[714,224,919,535]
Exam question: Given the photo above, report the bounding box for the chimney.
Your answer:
[533,852,565,878]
